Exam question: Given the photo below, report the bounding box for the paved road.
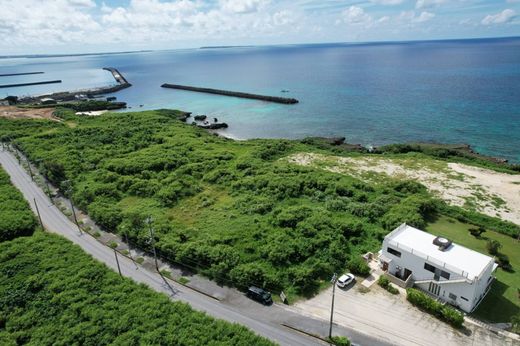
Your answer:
[0,149,390,346]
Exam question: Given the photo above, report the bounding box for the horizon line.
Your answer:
[2,35,519,59]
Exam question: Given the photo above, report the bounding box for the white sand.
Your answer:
[287,153,520,225]
[75,110,108,116]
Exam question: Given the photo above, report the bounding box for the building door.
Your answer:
[403,268,412,280]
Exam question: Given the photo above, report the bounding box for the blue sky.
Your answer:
[1,0,519,54]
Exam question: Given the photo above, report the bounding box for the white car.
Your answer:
[336,273,355,288]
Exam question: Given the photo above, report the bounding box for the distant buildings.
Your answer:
[380,224,497,313]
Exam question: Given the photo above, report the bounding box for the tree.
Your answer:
[486,239,502,255]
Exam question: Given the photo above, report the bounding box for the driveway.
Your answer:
[293,282,515,346]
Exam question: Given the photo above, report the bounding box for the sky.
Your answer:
[1,0,519,55]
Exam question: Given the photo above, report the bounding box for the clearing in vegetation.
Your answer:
[287,152,520,225]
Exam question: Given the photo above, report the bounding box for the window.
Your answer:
[461,296,469,302]
[424,263,436,273]
[448,293,457,300]
[440,271,450,280]
[387,247,401,258]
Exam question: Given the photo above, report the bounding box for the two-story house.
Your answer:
[379,223,497,313]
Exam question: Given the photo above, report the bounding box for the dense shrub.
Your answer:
[347,257,371,277]
[0,110,483,297]
[0,169,36,242]
[406,288,464,328]
[0,232,274,345]
[60,100,126,112]
[378,275,399,294]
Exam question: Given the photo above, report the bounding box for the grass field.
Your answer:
[426,216,519,323]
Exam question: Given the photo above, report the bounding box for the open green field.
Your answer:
[426,216,519,322]
[1,107,519,321]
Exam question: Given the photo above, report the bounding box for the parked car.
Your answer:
[336,273,355,288]
[246,286,273,305]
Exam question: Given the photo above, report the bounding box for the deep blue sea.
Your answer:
[1,37,519,162]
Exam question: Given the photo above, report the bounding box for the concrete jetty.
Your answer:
[18,67,131,104]
[161,83,299,104]
[0,80,62,89]
[0,72,44,77]
[103,67,130,85]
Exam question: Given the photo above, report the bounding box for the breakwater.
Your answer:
[0,80,61,89]
[0,72,44,77]
[18,67,131,103]
[161,83,299,104]
[103,67,130,85]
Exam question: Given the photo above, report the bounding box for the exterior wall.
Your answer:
[381,237,491,313]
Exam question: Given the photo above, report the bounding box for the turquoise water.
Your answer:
[1,37,519,162]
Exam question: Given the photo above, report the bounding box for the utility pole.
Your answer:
[146,216,159,271]
[114,249,122,277]
[63,180,82,234]
[45,180,53,203]
[33,198,44,230]
[27,160,34,180]
[123,226,138,269]
[329,273,338,339]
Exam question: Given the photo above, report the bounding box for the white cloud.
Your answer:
[481,9,516,25]
[68,0,96,7]
[369,0,404,5]
[416,0,446,9]
[272,10,294,26]
[219,0,269,14]
[399,10,435,23]
[340,6,373,26]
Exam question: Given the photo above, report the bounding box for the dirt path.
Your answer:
[287,153,520,225]
[0,106,59,121]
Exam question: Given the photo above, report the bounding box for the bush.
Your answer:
[469,227,486,238]
[496,253,513,272]
[406,288,464,328]
[378,275,399,294]
[486,239,502,255]
[328,335,351,346]
[348,257,371,277]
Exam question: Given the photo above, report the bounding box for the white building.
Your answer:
[379,223,497,313]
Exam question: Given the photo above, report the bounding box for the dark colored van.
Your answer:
[246,286,273,305]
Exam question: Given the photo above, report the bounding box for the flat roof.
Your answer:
[385,224,495,279]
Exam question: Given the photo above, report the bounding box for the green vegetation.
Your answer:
[0,168,36,242]
[0,109,442,298]
[375,143,520,173]
[377,275,399,295]
[0,108,518,310]
[0,163,273,345]
[0,232,274,345]
[426,216,519,323]
[60,100,127,112]
[406,288,464,328]
[328,335,351,346]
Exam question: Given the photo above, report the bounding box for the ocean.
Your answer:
[1,37,519,162]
